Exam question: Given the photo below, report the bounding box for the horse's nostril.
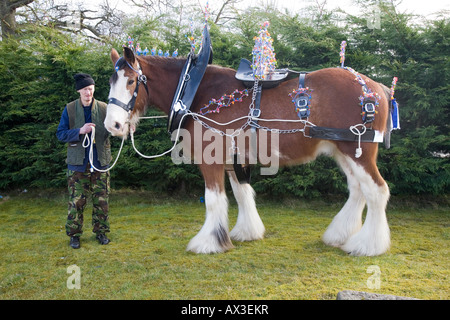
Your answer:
[114,122,121,130]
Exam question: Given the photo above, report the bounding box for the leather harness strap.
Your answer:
[108,57,149,113]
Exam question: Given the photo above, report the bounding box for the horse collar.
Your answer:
[167,25,212,133]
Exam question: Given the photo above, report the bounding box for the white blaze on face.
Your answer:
[104,69,132,136]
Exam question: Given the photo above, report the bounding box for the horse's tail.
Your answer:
[380,83,393,149]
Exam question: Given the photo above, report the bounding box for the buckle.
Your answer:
[174,101,187,112]
[138,74,147,83]
[362,100,376,123]
[364,102,375,113]
[252,109,261,118]
[295,96,308,108]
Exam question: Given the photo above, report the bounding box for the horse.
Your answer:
[104,46,392,256]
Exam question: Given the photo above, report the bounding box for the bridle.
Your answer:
[108,56,149,113]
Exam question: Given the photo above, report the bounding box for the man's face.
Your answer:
[78,85,95,105]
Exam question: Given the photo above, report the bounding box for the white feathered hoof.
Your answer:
[341,223,391,256]
[186,225,234,254]
[322,226,350,248]
[230,221,265,242]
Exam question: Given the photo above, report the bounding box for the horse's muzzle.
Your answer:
[104,104,130,137]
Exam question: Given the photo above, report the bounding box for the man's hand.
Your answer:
[79,123,96,134]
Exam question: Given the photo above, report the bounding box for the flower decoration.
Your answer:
[289,87,313,119]
[203,1,210,24]
[135,43,142,55]
[340,40,347,67]
[390,76,398,100]
[186,18,200,53]
[252,21,277,80]
[127,36,134,51]
[343,67,380,104]
[390,76,400,129]
[199,89,249,115]
[123,36,176,57]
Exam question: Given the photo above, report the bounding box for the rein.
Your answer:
[82,115,169,173]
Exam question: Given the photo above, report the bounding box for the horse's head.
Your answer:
[104,47,148,137]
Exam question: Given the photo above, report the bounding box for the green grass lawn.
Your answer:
[0,190,448,300]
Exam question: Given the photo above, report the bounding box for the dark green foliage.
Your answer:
[0,26,112,189]
[0,5,448,197]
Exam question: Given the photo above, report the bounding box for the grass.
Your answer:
[0,189,448,300]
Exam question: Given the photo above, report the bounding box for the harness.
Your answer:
[108,56,149,113]
[340,66,379,124]
[233,59,305,183]
[235,61,384,137]
[109,26,396,184]
[163,52,386,182]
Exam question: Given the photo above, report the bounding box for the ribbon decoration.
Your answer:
[340,40,347,68]
[390,77,400,130]
[186,2,210,54]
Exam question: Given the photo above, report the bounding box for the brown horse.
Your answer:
[104,46,392,256]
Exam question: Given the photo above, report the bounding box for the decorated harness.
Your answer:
[116,19,399,184]
[166,22,398,183]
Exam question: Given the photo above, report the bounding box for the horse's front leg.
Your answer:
[186,164,234,254]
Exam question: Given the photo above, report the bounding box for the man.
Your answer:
[56,73,112,249]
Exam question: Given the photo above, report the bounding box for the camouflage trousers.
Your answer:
[66,168,110,237]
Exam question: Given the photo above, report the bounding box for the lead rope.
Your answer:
[82,126,126,173]
[130,114,187,159]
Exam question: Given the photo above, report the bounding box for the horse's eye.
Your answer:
[128,80,135,85]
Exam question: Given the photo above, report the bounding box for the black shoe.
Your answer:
[70,236,80,249]
[96,233,110,245]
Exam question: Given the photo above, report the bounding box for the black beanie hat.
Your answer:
[74,73,95,90]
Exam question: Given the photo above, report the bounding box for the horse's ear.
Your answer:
[111,48,120,65]
[123,46,136,65]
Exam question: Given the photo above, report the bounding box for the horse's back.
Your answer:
[305,68,389,133]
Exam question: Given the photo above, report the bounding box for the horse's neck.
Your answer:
[143,57,186,115]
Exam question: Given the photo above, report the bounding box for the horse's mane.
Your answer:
[139,54,236,74]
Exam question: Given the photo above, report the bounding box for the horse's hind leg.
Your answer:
[227,171,265,241]
[186,164,234,254]
[340,155,391,256]
[322,152,366,247]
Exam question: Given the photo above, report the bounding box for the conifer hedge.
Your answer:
[0,5,448,197]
